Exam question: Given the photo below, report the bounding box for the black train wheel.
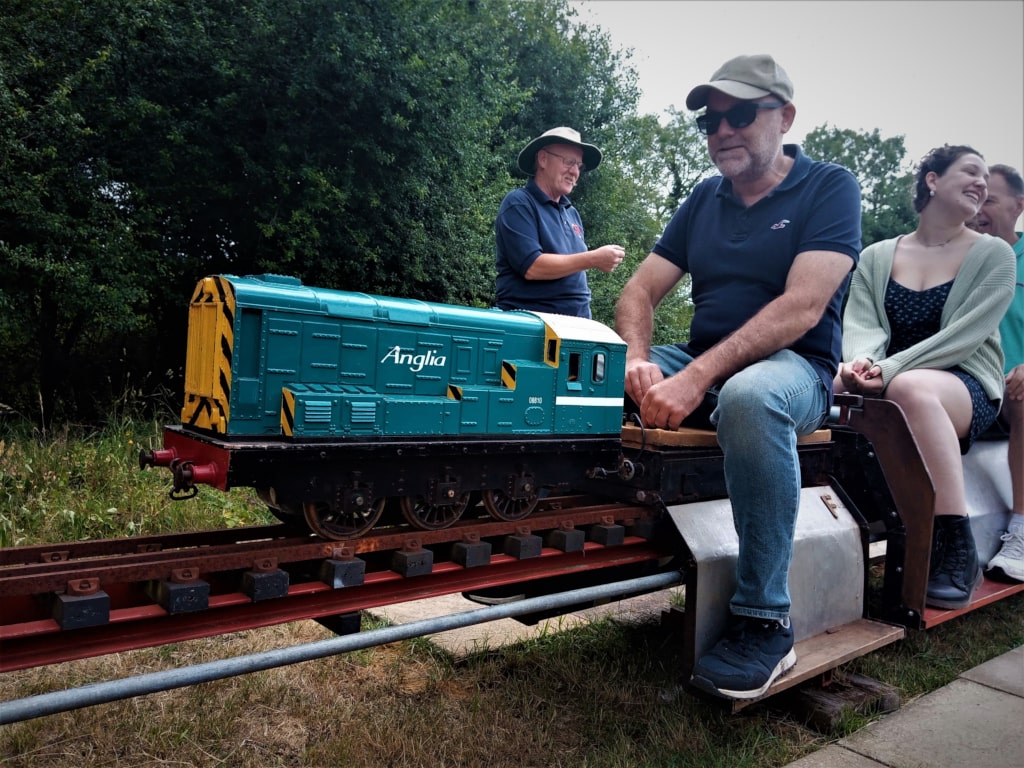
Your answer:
[257,488,305,527]
[303,497,385,540]
[482,488,538,521]
[400,492,471,530]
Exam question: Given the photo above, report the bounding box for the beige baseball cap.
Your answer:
[686,54,794,110]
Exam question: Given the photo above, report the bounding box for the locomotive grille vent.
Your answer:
[303,401,332,423]
[351,402,377,424]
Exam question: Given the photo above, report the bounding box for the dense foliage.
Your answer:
[0,0,915,425]
[803,126,917,245]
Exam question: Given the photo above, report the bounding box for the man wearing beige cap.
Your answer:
[495,126,625,318]
[615,54,862,699]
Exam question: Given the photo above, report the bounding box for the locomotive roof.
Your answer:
[526,311,626,347]
[214,275,626,347]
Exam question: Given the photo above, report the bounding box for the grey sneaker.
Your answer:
[986,527,1024,582]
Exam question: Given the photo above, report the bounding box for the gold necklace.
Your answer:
[918,228,965,248]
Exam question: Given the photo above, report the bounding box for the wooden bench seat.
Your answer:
[621,424,831,448]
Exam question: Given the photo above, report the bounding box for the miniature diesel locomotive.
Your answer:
[141,274,628,538]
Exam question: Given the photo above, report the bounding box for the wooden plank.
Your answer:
[787,619,905,675]
[621,424,831,448]
[731,618,905,711]
[922,576,1024,628]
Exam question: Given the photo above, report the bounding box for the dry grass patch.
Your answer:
[0,615,826,768]
[3,594,1020,767]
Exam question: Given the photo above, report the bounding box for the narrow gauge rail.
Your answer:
[0,498,670,673]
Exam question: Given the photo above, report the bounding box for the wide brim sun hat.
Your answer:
[517,126,602,175]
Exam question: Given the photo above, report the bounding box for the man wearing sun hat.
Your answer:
[615,54,862,700]
[495,126,625,318]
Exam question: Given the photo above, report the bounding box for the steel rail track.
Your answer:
[0,500,648,595]
[0,501,673,672]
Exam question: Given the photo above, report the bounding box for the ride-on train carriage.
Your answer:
[579,393,1023,702]
[141,274,628,538]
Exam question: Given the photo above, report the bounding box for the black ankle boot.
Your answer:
[927,515,983,609]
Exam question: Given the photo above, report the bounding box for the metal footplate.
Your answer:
[665,484,904,707]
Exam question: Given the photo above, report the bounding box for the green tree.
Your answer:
[0,0,656,422]
[648,107,716,221]
[803,125,917,245]
[6,1,922,426]
[0,0,155,423]
[585,108,712,342]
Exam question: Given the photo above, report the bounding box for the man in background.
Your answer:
[495,127,625,318]
[971,163,1024,581]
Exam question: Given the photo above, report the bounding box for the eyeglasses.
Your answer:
[696,101,784,136]
[542,148,586,172]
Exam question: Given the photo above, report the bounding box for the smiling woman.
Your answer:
[837,144,1017,610]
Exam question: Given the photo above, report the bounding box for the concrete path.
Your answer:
[372,587,683,656]
[785,645,1024,768]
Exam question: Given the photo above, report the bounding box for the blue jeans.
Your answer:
[650,345,829,621]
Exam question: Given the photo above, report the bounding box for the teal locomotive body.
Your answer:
[181,274,626,440]
[147,274,628,538]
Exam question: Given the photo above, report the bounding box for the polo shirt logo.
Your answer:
[572,223,583,238]
[770,219,791,230]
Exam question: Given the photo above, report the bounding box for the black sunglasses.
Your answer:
[696,101,784,136]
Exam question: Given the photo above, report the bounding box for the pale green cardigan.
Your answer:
[842,234,1015,404]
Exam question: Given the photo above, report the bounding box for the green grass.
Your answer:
[0,413,1021,767]
[11,602,1017,768]
[0,414,273,548]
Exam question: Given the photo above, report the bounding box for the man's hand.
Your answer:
[591,244,625,273]
[638,368,707,431]
[624,359,664,407]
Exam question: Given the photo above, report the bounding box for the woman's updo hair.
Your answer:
[912,144,984,213]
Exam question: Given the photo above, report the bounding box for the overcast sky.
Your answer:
[570,0,1023,189]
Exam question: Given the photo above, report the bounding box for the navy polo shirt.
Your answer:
[495,178,592,318]
[652,145,862,390]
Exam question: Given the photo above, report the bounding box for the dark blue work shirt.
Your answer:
[495,178,591,318]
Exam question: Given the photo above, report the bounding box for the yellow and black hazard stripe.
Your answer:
[447,384,463,400]
[280,388,296,436]
[501,360,517,390]
[543,324,561,368]
[180,276,236,434]
[181,393,228,430]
